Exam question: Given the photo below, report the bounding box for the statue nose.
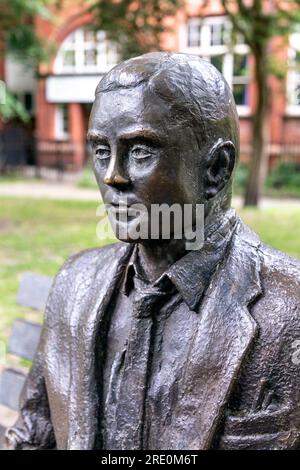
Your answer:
[104,158,130,186]
[104,173,129,185]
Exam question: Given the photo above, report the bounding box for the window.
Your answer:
[54,27,119,74]
[287,30,300,114]
[13,92,35,116]
[182,16,250,114]
[24,93,33,114]
[56,104,69,140]
[232,54,249,106]
[187,21,202,48]
[210,22,228,46]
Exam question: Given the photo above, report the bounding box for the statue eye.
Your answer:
[130,145,152,160]
[95,145,111,160]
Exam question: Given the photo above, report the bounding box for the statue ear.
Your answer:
[204,140,236,199]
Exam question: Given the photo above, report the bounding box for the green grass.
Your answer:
[240,206,300,259]
[0,174,28,184]
[0,197,116,345]
[0,197,300,347]
[233,162,300,198]
[76,167,98,189]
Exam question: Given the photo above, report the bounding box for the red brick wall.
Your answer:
[35,1,92,168]
[34,0,300,170]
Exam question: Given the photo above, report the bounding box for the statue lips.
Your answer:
[107,203,131,213]
[106,195,143,212]
[106,200,143,221]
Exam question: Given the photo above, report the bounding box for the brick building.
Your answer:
[2,0,300,170]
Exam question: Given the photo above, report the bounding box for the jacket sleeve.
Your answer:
[5,287,58,450]
[5,326,56,449]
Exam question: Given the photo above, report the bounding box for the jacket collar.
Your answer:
[157,218,263,449]
[67,216,263,450]
[121,209,238,311]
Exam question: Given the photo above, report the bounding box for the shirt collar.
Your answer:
[121,208,238,311]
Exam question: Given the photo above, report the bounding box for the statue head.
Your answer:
[88,52,239,244]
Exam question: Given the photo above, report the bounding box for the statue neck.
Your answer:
[137,239,187,284]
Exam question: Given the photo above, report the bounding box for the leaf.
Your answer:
[0,88,30,123]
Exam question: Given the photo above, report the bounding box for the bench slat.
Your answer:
[8,320,42,361]
[0,369,26,411]
[16,272,53,310]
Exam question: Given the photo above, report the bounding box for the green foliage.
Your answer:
[88,0,183,59]
[266,55,289,80]
[0,0,54,121]
[233,162,249,193]
[218,1,300,206]
[220,0,300,76]
[266,162,300,193]
[234,161,300,197]
[0,0,53,62]
[221,1,300,49]
[6,24,49,63]
[0,197,105,345]
[0,86,30,123]
[1,196,300,347]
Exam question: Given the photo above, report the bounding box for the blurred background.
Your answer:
[0,0,300,427]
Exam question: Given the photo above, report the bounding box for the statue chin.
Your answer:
[111,216,181,244]
[111,218,145,243]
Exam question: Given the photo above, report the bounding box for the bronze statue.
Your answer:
[6,52,300,450]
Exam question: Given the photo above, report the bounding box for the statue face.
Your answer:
[88,86,207,243]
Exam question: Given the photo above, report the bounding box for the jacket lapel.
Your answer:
[66,219,263,450]
[161,220,263,449]
[67,243,134,450]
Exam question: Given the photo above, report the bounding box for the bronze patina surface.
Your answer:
[6,53,300,450]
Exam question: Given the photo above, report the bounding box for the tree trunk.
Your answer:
[244,47,270,207]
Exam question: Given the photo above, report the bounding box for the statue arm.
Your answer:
[4,264,67,450]
[5,324,56,450]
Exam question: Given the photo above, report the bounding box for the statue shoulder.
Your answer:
[254,242,300,332]
[45,242,128,313]
[58,242,125,278]
[236,218,300,294]
[259,242,300,291]
[235,220,300,325]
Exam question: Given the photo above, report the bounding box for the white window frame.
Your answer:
[286,31,300,116]
[55,104,69,140]
[179,16,250,116]
[54,28,119,75]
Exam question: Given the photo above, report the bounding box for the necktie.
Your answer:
[103,281,173,450]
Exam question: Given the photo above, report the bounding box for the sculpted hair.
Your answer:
[95,52,240,162]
